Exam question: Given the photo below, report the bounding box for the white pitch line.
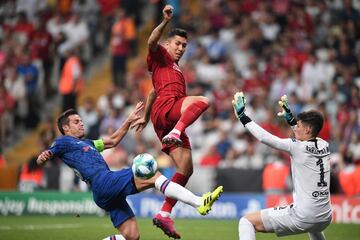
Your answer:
[0,224,82,231]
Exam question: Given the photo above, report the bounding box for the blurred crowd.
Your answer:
[1,0,360,196]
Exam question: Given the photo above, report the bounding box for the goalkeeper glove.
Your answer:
[277,95,297,126]
[232,92,246,119]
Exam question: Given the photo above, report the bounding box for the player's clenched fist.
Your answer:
[232,92,246,119]
[163,5,174,21]
[277,95,296,126]
[36,150,53,166]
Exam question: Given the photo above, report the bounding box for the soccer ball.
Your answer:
[131,153,158,179]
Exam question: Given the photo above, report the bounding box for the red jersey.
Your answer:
[147,45,191,153]
[147,45,186,98]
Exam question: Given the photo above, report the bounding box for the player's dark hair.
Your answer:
[297,110,324,137]
[57,109,78,135]
[167,28,187,39]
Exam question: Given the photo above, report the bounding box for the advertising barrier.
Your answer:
[0,192,358,223]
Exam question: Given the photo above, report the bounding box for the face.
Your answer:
[293,120,312,141]
[63,114,85,138]
[164,35,187,62]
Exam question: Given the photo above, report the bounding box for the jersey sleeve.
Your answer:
[245,121,293,153]
[147,45,169,71]
[48,138,65,157]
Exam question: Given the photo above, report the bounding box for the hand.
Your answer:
[277,95,295,124]
[232,92,246,119]
[163,4,173,21]
[131,117,147,132]
[37,150,53,166]
[127,102,144,123]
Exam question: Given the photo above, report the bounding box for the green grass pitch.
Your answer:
[0,216,359,240]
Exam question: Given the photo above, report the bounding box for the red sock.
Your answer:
[174,101,208,132]
[161,172,189,213]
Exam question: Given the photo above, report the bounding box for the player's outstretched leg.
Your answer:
[197,186,224,215]
[152,175,223,238]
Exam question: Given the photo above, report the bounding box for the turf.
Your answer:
[0,216,359,240]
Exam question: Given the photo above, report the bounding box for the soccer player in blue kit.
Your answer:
[36,102,223,240]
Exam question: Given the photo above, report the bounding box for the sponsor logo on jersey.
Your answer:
[83,146,90,152]
[172,63,182,73]
[312,191,329,198]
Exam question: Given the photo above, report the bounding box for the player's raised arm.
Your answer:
[277,95,297,126]
[102,102,144,149]
[232,92,292,153]
[148,4,173,52]
[131,88,156,132]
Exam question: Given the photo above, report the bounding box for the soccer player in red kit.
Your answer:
[133,4,212,239]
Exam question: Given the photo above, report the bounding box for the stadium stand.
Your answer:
[0,0,359,196]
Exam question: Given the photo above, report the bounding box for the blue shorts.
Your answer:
[90,168,138,228]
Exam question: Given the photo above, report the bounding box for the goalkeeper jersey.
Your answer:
[245,121,332,223]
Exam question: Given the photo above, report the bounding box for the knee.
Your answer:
[198,96,210,107]
[239,217,252,227]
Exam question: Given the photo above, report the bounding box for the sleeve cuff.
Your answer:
[239,114,252,126]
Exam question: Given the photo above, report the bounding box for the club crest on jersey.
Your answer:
[172,63,182,73]
[83,146,90,152]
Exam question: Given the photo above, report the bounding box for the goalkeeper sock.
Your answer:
[161,172,189,213]
[155,175,200,208]
[239,217,255,240]
[173,101,208,132]
[308,232,326,240]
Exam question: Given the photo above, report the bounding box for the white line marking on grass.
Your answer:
[0,224,82,231]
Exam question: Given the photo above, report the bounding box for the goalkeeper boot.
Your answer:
[153,214,181,239]
[197,186,224,215]
[162,132,182,146]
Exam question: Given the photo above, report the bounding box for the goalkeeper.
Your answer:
[232,92,332,240]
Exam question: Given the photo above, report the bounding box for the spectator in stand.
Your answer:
[262,157,290,195]
[18,155,45,192]
[30,20,54,98]
[13,11,34,45]
[200,145,222,167]
[0,147,6,169]
[17,53,40,128]
[58,46,84,112]
[62,12,90,65]
[97,85,125,117]
[338,151,356,196]
[3,66,26,126]
[78,97,100,139]
[0,84,15,146]
[109,8,136,88]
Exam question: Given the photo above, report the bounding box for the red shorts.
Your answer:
[151,95,191,154]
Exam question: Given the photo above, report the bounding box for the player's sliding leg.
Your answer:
[308,232,326,240]
[162,97,209,145]
[239,217,256,240]
[154,175,223,213]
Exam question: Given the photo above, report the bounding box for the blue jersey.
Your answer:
[49,136,110,183]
